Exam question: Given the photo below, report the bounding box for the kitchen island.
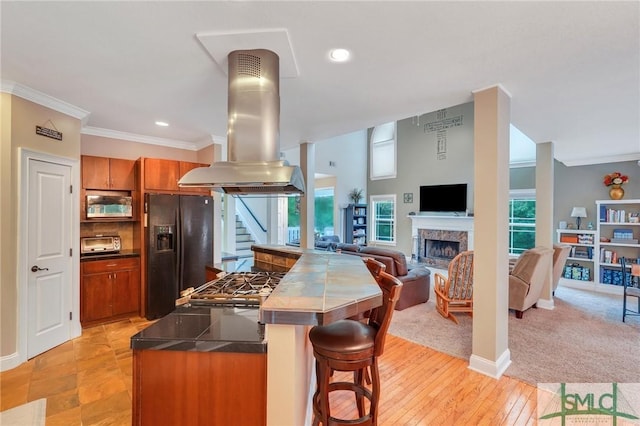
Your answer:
[131,245,382,426]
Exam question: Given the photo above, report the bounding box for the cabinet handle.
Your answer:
[106,263,117,267]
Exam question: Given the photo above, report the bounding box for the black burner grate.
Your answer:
[186,272,286,304]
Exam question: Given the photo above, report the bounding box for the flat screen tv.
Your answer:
[419,184,467,213]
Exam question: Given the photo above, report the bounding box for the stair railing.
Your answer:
[234,196,267,246]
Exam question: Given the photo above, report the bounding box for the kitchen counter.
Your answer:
[131,245,381,426]
[130,305,266,353]
[254,244,382,326]
[80,249,140,261]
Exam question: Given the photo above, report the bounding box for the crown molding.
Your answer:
[2,80,224,151]
[509,160,536,169]
[1,80,90,121]
[81,126,199,150]
[81,127,225,151]
[560,152,640,167]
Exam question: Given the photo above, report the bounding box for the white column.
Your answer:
[212,143,223,264]
[536,141,555,308]
[470,84,512,378]
[300,142,315,249]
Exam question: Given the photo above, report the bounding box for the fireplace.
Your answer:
[426,239,460,261]
[418,228,468,269]
[408,215,474,269]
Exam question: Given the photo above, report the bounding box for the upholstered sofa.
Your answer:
[335,243,431,310]
[509,246,554,318]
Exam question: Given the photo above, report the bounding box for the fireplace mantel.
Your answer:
[409,215,474,250]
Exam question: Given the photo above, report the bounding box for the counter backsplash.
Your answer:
[80,222,134,252]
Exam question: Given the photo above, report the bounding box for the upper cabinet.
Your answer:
[144,158,210,194]
[144,158,180,191]
[82,155,136,190]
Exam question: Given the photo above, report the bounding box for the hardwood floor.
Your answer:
[1,318,538,425]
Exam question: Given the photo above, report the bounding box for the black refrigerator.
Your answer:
[145,193,213,319]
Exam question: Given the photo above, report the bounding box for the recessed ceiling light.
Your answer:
[329,48,350,63]
[155,121,169,127]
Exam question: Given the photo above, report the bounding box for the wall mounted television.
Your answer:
[419,184,467,213]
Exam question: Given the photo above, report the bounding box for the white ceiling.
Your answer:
[2,1,638,166]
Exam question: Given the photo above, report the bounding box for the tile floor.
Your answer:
[0,317,154,426]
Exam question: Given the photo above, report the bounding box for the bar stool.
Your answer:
[309,270,403,425]
[348,258,387,322]
[622,257,640,322]
[363,257,386,279]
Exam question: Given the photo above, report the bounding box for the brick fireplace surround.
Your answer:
[409,215,474,269]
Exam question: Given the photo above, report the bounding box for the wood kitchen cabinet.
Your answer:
[81,257,140,326]
[82,155,136,190]
[144,158,210,194]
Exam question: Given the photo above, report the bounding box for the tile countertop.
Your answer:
[254,244,383,326]
[130,245,382,354]
[130,305,266,353]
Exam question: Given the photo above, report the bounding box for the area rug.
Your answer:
[388,285,640,385]
[0,398,46,426]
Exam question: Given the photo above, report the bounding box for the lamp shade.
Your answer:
[570,207,587,218]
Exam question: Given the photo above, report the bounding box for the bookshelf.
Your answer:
[556,229,596,283]
[344,204,367,245]
[596,199,640,290]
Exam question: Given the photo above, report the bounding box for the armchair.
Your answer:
[509,246,553,318]
[434,251,474,324]
[552,244,572,294]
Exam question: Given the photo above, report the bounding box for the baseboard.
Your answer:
[536,297,555,310]
[1,351,22,372]
[468,348,512,379]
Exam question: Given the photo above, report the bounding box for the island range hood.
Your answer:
[178,49,305,195]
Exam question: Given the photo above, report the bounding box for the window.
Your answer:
[370,194,396,244]
[509,189,536,255]
[370,122,396,180]
[286,187,335,244]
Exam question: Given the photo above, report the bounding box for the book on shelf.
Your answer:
[601,208,639,223]
[611,238,639,244]
[613,229,633,239]
[572,246,592,259]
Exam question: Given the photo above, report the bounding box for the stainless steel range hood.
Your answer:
[178,49,305,195]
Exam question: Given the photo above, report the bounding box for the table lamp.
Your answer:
[571,207,587,230]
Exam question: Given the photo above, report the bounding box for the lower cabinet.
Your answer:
[81,257,140,325]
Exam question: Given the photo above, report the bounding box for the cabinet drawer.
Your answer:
[255,252,272,263]
[82,257,140,274]
[272,255,286,267]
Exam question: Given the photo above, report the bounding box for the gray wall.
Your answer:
[368,102,474,253]
[554,160,639,230]
[367,100,639,255]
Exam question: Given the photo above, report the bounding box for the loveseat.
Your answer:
[335,243,431,310]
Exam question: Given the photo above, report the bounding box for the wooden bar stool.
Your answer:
[309,270,403,425]
[363,257,386,279]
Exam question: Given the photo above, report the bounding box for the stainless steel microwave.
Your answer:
[86,195,133,218]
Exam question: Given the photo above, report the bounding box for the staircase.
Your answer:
[235,215,255,259]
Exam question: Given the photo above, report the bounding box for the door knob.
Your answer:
[31,265,49,272]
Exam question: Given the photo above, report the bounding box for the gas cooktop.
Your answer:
[177,271,286,307]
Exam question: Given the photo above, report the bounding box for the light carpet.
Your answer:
[388,285,640,385]
[0,398,46,426]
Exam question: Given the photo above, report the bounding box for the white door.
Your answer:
[27,159,72,358]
